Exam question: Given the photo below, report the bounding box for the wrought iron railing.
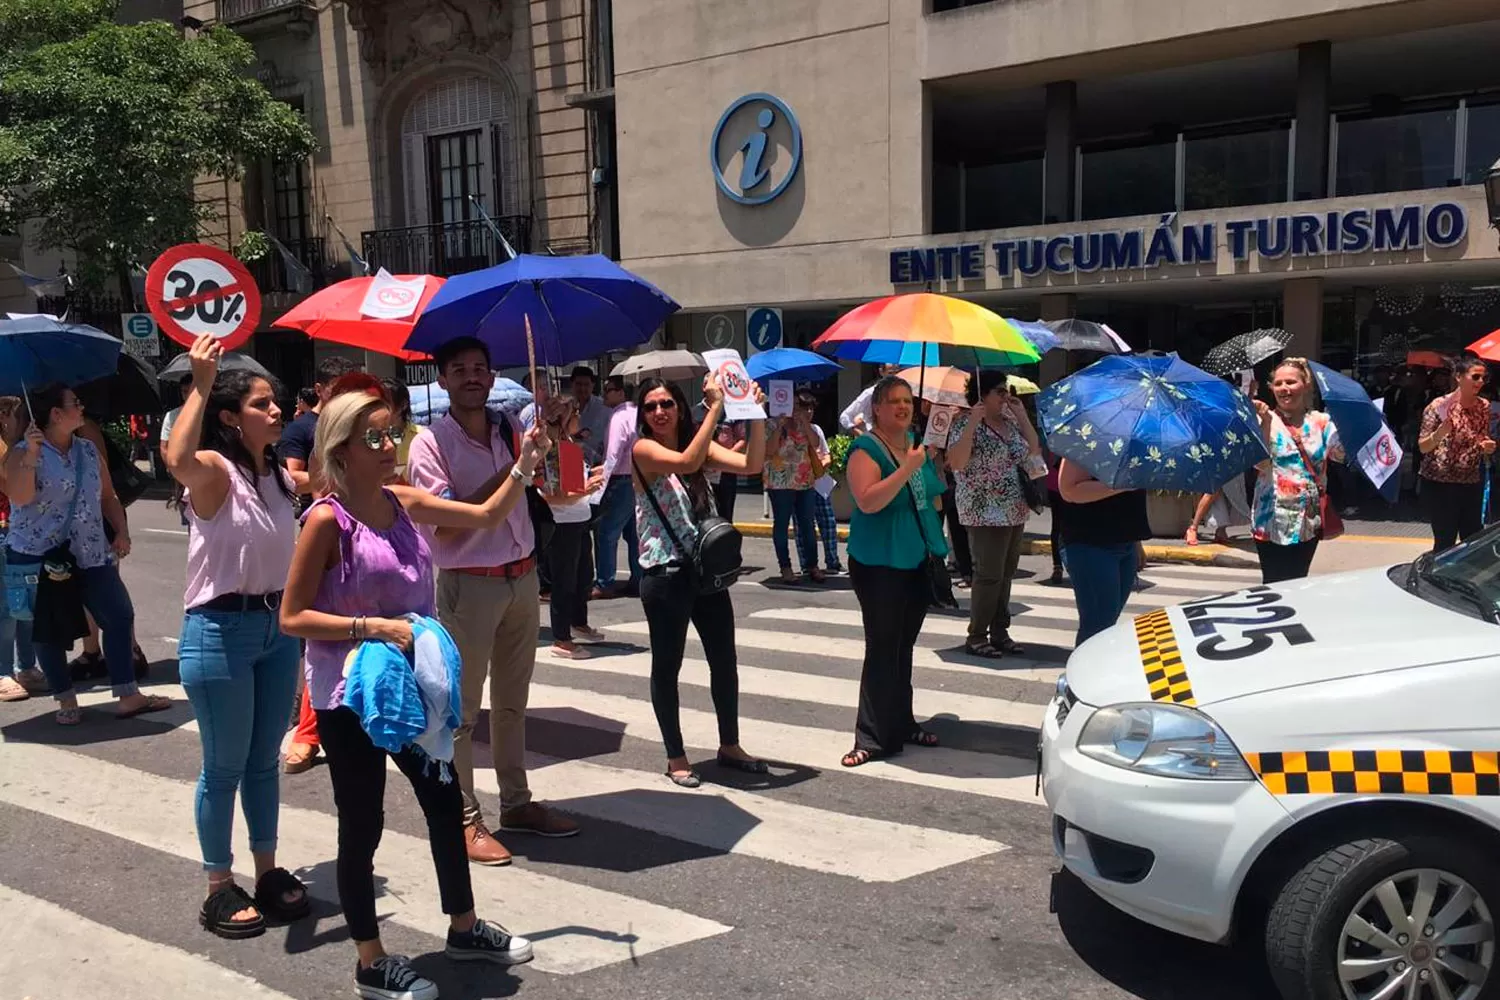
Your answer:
[216,0,313,22]
[360,217,533,278]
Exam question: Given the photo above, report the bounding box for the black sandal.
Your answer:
[841,748,878,768]
[907,727,940,747]
[995,637,1025,656]
[199,883,266,939]
[716,753,769,774]
[254,867,310,922]
[665,768,702,788]
[964,642,1004,659]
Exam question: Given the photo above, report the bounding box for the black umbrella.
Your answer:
[1043,318,1131,354]
[156,350,273,383]
[1200,328,1293,378]
[76,352,164,417]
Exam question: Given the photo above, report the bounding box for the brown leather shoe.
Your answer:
[283,743,320,774]
[464,821,513,866]
[498,802,579,838]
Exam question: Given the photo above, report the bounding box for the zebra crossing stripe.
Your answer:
[0,881,300,1000]
[528,684,1043,804]
[747,606,1081,650]
[0,740,732,975]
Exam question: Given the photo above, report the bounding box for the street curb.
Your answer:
[732,521,1262,569]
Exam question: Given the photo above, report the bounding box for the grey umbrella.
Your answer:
[156,350,273,383]
[1043,318,1131,354]
[610,349,708,382]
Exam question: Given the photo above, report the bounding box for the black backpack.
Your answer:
[635,462,742,594]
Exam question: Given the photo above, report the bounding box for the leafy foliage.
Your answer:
[0,0,316,297]
[827,432,854,477]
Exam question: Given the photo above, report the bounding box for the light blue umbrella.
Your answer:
[0,315,121,396]
[745,347,841,384]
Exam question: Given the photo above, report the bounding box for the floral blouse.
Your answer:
[950,412,1031,528]
[1418,395,1490,484]
[1252,411,1341,545]
[9,437,113,568]
[635,472,700,569]
[763,418,817,491]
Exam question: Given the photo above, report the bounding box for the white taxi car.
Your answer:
[1041,539,1500,1000]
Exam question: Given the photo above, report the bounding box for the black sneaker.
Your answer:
[354,956,438,1000]
[445,918,534,966]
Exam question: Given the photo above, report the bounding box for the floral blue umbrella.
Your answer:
[1037,353,1269,493]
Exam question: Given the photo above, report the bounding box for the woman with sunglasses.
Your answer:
[280,388,550,1000]
[1418,352,1497,552]
[633,375,767,788]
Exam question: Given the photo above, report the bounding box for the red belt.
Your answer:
[455,555,536,580]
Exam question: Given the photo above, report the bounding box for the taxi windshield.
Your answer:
[1404,524,1500,623]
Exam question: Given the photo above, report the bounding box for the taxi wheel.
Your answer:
[1264,832,1499,1000]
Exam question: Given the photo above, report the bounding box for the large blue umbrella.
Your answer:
[404,254,679,366]
[0,315,121,395]
[745,347,841,384]
[1037,353,1268,493]
[1310,361,1401,502]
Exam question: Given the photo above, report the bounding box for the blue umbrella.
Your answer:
[1309,361,1401,503]
[1007,318,1061,356]
[404,254,679,366]
[745,347,841,384]
[823,340,1032,369]
[0,315,121,396]
[1037,353,1269,493]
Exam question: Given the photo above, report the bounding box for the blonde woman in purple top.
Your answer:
[280,387,549,1000]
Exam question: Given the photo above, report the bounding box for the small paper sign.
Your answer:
[924,405,958,447]
[702,348,766,421]
[768,380,794,417]
[1357,425,1403,490]
[813,474,836,498]
[360,268,427,320]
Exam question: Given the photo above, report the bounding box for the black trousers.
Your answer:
[1423,477,1484,553]
[548,520,594,642]
[713,475,738,522]
[848,557,926,755]
[317,707,474,943]
[1047,491,1065,572]
[640,568,739,759]
[1256,539,1319,585]
[941,487,972,579]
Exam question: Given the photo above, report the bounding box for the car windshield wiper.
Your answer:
[1416,559,1500,624]
[1404,552,1432,593]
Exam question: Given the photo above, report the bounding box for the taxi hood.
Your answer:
[1063,565,1497,708]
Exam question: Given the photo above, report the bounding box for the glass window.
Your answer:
[1080,140,1176,221]
[1183,125,1289,210]
[1464,101,1500,185]
[1334,107,1458,196]
[967,157,1044,229]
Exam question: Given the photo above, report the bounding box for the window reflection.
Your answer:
[1183,126,1289,210]
[1464,102,1500,184]
[1335,107,1458,196]
[1080,141,1176,220]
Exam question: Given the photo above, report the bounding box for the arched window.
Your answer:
[399,75,519,228]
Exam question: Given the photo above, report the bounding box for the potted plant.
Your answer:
[826,432,855,521]
[1146,489,1199,538]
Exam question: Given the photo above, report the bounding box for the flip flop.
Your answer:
[116,694,171,719]
[551,644,592,660]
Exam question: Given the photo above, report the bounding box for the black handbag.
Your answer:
[102,432,150,508]
[1018,465,1047,513]
[904,483,958,609]
[635,461,743,594]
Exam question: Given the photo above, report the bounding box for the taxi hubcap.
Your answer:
[1338,868,1495,1000]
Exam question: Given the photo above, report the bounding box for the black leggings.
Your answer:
[1423,477,1484,553]
[317,707,474,942]
[848,557,926,755]
[1256,539,1319,585]
[640,568,739,759]
[941,486,972,579]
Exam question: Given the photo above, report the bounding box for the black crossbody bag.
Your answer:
[634,461,743,594]
[871,434,956,609]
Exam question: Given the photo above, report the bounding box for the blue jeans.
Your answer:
[1063,542,1140,646]
[769,488,818,574]
[179,607,301,872]
[813,490,841,569]
[595,475,640,591]
[0,546,35,675]
[33,562,136,699]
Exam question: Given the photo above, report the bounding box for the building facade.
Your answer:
[612,0,1500,397]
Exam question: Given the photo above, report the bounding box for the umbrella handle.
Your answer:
[19,379,33,425]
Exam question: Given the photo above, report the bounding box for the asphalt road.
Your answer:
[0,499,1284,1000]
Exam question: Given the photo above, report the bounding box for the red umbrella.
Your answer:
[1467,330,1500,364]
[274,273,444,361]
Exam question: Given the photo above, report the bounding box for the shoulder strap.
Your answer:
[868,432,938,555]
[59,439,85,539]
[1284,418,1324,490]
[632,459,691,560]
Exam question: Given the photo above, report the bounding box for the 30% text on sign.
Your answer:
[145,243,263,351]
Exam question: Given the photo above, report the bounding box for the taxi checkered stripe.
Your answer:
[1132,609,1196,707]
[1246,750,1500,796]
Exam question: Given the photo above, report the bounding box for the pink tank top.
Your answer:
[184,453,297,609]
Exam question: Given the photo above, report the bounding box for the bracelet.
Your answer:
[349,616,357,640]
[510,464,531,483]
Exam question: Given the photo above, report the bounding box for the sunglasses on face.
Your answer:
[642,398,677,414]
[360,427,405,451]
[1468,373,1488,383]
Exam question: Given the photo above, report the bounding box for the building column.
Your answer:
[1038,293,1074,384]
[1283,277,1324,361]
[1293,41,1331,201]
[1044,82,1077,224]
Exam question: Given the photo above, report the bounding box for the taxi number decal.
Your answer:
[1179,586,1316,661]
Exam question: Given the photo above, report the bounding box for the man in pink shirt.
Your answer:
[592,376,640,598]
[406,337,579,866]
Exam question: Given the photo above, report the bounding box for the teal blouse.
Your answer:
[845,434,950,571]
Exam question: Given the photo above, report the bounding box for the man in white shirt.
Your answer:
[568,366,611,465]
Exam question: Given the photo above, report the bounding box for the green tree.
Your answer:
[0,0,316,305]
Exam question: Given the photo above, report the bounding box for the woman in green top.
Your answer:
[840,376,949,768]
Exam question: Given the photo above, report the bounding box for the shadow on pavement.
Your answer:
[1052,868,1275,1000]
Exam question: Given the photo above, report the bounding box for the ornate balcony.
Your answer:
[216,0,316,36]
[360,217,533,278]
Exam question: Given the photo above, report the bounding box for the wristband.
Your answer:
[510,464,531,483]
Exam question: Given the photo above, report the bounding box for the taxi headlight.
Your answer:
[1076,703,1254,780]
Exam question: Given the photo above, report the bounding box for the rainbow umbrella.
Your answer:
[813,294,1039,368]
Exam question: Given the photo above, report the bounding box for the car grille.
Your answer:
[1055,679,1078,727]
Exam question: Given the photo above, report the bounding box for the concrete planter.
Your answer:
[1146,491,1197,538]
[831,479,855,522]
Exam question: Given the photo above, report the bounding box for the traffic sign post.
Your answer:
[121,313,161,359]
[745,306,782,356]
[145,243,262,351]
